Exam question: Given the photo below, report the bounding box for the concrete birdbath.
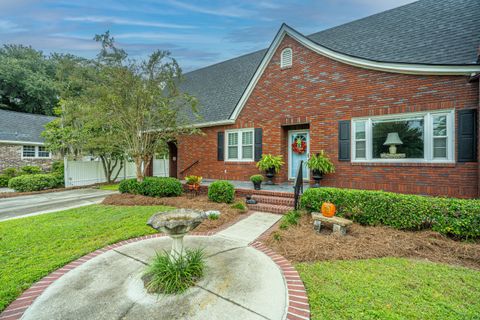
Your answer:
[147,208,206,260]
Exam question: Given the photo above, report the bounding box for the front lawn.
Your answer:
[98,183,119,191]
[0,204,171,312]
[297,258,480,320]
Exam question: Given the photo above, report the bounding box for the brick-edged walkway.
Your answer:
[0,212,310,320]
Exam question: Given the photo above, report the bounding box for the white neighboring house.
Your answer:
[0,109,56,172]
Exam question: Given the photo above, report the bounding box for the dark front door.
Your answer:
[168,142,178,178]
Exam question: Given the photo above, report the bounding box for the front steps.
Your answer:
[242,191,295,214]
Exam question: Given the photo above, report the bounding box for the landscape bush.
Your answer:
[208,180,235,203]
[119,177,182,197]
[19,165,42,175]
[51,161,65,186]
[118,178,142,195]
[8,174,61,192]
[300,187,480,239]
[0,168,18,187]
[0,175,9,188]
[141,177,183,197]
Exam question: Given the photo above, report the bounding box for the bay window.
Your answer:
[226,129,254,161]
[352,110,454,162]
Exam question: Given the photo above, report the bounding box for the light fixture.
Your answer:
[383,132,403,154]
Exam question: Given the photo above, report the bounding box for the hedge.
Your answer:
[119,177,182,197]
[8,174,61,192]
[0,175,9,188]
[208,180,235,203]
[141,177,183,197]
[300,187,480,240]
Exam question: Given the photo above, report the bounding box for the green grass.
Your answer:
[0,204,172,312]
[297,258,480,320]
[98,183,119,191]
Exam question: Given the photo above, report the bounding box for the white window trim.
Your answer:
[21,145,52,159]
[225,128,255,162]
[351,110,455,164]
[280,47,292,68]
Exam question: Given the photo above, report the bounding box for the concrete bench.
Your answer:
[312,213,353,236]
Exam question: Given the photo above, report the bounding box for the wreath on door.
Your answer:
[292,136,307,154]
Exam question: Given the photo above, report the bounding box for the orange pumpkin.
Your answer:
[321,202,336,217]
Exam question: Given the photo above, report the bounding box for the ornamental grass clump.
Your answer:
[280,210,303,230]
[144,249,205,295]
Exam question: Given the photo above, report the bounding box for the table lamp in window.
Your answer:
[384,132,403,154]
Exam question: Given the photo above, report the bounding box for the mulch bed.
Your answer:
[262,214,480,270]
[102,194,248,232]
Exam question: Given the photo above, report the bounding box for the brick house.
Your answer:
[174,0,480,198]
[0,109,56,172]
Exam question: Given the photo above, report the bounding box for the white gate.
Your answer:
[64,156,169,187]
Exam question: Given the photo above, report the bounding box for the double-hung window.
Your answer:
[226,129,254,161]
[352,110,454,162]
[22,145,51,158]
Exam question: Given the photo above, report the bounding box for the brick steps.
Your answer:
[247,203,294,214]
[251,194,295,206]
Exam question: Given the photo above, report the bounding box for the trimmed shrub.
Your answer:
[8,174,60,192]
[141,177,183,197]
[2,168,18,178]
[118,178,142,194]
[19,165,42,175]
[0,168,19,188]
[300,187,480,240]
[0,175,9,187]
[208,180,235,203]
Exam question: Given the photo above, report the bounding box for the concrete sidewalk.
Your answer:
[0,188,117,221]
[21,212,285,320]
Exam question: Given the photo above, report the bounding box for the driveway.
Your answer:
[0,188,117,222]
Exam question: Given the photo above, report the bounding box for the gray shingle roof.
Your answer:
[0,109,56,143]
[182,0,480,124]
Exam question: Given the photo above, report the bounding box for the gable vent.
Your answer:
[280,48,292,68]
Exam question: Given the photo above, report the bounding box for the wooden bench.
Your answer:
[312,213,353,236]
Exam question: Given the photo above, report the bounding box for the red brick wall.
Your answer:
[178,35,479,198]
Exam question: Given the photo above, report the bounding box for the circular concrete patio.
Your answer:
[21,236,286,320]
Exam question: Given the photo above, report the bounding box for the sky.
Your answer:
[0,0,416,71]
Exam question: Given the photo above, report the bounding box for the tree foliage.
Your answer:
[0,45,59,115]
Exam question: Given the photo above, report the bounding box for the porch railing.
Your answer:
[293,160,304,210]
[179,160,199,176]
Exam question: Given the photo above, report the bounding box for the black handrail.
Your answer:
[179,160,199,175]
[293,160,304,210]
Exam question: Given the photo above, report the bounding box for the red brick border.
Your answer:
[0,211,309,320]
[250,242,310,320]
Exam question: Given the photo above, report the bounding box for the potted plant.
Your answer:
[250,174,264,190]
[306,151,335,187]
[256,154,285,185]
[185,175,202,192]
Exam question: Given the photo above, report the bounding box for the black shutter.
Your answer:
[457,109,477,162]
[254,128,263,161]
[338,120,351,161]
[217,131,224,161]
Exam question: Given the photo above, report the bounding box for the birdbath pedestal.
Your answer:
[147,208,206,260]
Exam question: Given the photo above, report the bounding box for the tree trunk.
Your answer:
[135,156,144,182]
[100,155,113,183]
[112,159,123,182]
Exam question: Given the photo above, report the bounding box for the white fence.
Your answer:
[64,157,169,187]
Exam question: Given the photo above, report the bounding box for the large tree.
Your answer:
[0,45,59,115]
[88,32,199,181]
[43,52,126,183]
[45,32,199,182]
